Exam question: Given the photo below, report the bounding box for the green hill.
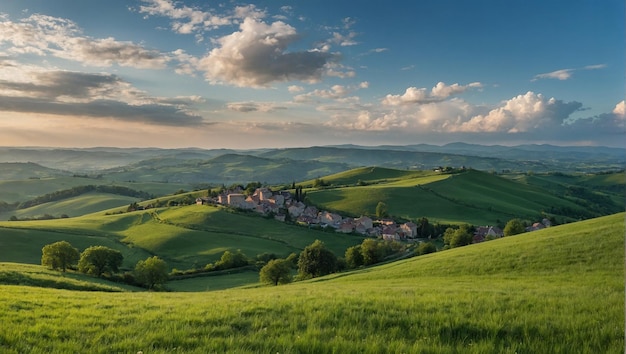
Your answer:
[0,204,364,271]
[0,213,622,353]
[0,192,141,220]
[305,168,615,225]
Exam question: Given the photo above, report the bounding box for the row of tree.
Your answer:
[41,241,168,290]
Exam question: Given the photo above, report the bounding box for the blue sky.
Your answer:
[0,0,623,148]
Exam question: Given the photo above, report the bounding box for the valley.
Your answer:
[0,144,623,352]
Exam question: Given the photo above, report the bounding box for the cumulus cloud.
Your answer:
[0,14,169,69]
[454,92,582,133]
[293,82,368,103]
[0,63,203,125]
[138,0,268,35]
[197,17,338,87]
[532,64,606,81]
[382,82,482,105]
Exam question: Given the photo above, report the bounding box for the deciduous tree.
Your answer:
[259,258,292,286]
[78,246,123,277]
[134,256,168,290]
[504,219,525,236]
[41,241,80,272]
[297,240,337,278]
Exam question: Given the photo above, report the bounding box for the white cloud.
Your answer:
[288,85,305,93]
[197,17,337,87]
[612,100,625,117]
[382,82,482,105]
[0,14,169,69]
[533,64,607,81]
[453,92,581,133]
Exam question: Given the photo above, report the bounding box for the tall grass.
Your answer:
[0,213,622,353]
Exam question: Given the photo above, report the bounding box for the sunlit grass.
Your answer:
[0,213,622,353]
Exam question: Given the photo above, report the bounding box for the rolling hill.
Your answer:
[0,204,365,271]
[304,168,611,225]
[0,212,622,352]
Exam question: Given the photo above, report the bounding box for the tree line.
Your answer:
[41,241,168,290]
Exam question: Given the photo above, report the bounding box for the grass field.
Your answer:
[0,192,140,220]
[0,213,622,353]
[0,176,194,204]
[306,169,591,225]
[0,204,365,271]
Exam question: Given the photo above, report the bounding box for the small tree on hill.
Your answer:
[297,240,337,279]
[416,242,437,255]
[78,246,123,277]
[504,219,525,236]
[345,245,364,269]
[41,241,80,272]
[443,225,473,248]
[375,202,388,218]
[134,256,169,290]
[259,258,292,286]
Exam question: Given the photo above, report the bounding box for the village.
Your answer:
[195,186,551,243]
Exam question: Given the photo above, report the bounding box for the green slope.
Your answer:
[306,169,599,225]
[0,213,622,353]
[0,205,364,270]
[0,176,193,204]
[0,192,141,220]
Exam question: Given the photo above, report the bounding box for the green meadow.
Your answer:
[0,213,623,353]
[306,168,611,225]
[0,204,365,270]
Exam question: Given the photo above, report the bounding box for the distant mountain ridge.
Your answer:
[0,143,623,182]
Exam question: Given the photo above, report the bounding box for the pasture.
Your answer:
[0,213,622,353]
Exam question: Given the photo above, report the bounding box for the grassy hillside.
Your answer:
[0,263,139,292]
[0,162,68,180]
[0,176,193,204]
[0,192,140,220]
[0,204,364,270]
[102,153,350,184]
[306,169,592,225]
[0,213,622,353]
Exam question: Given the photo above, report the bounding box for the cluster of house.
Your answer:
[196,187,421,240]
[472,218,552,243]
[197,187,554,243]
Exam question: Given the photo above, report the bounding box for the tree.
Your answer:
[78,246,123,277]
[443,225,473,248]
[41,241,80,272]
[345,245,364,269]
[375,202,388,218]
[504,219,525,236]
[416,242,437,255]
[215,250,249,270]
[259,259,292,286]
[360,238,384,265]
[297,240,337,278]
[134,256,169,290]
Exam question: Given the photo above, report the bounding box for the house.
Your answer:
[382,224,400,240]
[319,211,342,227]
[227,193,246,208]
[354,216,373,230]
[336,219,355,233]
[400,222,417,238]
[473,226,503,243]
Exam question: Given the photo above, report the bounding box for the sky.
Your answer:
[0,0,624,149]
